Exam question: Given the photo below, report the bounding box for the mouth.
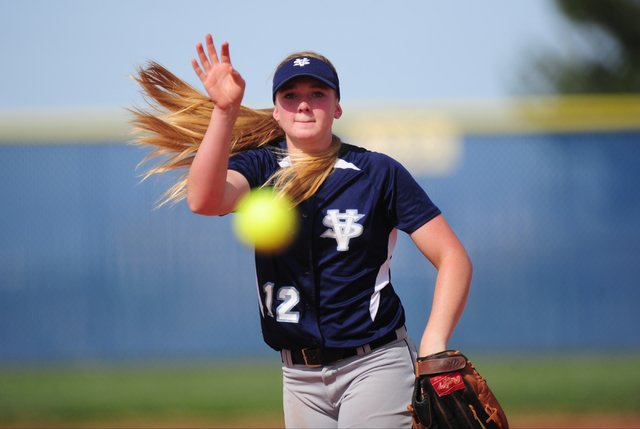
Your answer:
[294,115,315,123]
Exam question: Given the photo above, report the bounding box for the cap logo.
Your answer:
[293,58,311,67]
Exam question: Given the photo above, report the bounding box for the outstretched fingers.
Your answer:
[192,34,221,76]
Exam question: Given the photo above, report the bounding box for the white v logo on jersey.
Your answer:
[320,209,365,251]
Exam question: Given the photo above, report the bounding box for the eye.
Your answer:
[282,92,297,99]
[312,91,326,98]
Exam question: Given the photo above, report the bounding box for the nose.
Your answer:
[298,99,311,113]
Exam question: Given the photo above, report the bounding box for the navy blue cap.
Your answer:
[272,56,340,102]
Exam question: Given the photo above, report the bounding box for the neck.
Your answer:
[285,133,334,156]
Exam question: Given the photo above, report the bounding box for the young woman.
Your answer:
[132,34,472,428]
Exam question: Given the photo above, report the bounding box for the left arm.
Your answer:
[409,214,473,357]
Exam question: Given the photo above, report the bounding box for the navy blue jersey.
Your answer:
[228,141,441,351]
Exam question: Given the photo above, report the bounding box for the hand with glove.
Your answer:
[408,350,509,429]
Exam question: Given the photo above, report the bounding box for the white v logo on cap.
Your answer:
[293,58,311,67]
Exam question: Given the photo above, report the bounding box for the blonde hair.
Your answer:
[130,52,342,208]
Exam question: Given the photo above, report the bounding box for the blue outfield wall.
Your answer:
[1,132,639,361]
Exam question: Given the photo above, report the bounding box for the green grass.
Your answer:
[1,353,639,426]
[470,352,640,416]
[0,361,284,426]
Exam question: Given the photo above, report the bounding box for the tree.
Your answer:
[518,0,640,94]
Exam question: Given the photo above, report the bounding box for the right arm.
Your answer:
[186,34,250,216]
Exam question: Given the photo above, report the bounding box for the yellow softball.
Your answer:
[232,188,298,254]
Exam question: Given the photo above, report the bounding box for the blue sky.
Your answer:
[0,0,568,110]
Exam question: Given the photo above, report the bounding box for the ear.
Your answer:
[334,102,343,120]
[273,106,280,122]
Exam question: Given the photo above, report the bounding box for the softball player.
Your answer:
[180,35,472,428]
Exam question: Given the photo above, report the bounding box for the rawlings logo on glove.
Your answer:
[430,372,465,397]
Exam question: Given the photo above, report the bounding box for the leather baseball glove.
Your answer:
[408,350,509,429]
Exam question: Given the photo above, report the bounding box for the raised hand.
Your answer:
[192,34,246,112]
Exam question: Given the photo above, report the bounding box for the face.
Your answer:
[273,76,342,153]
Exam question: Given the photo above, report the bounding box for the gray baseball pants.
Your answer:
[281,332,417,428]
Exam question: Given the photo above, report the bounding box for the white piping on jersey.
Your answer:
[255,272,264,318]
[278,156,361,171]
[334,159,360,170]
[369,228,398,321]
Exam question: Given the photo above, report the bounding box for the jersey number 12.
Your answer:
[263,283,300,323]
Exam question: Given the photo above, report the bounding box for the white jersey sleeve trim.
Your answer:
[255,271,265,318]
[369,228,398,321]
[334,158,361,171]
[278,156,292,168]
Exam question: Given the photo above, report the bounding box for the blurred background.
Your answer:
[1,0,640,426]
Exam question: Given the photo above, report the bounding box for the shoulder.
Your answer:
[228,142,283,188]
[338,142,397,164]
[232,142,281,162]
[338,142,412,180]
